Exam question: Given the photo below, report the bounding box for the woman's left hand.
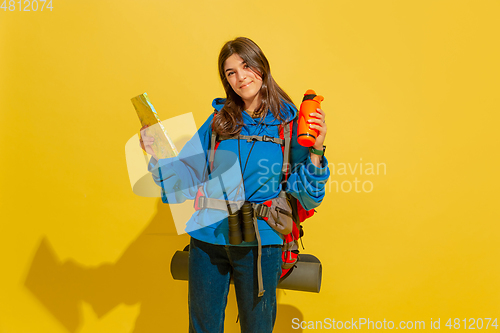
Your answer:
[308,108,327,150]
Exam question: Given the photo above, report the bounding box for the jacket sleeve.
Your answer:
[147,114,214,203]
[285,118,330,210]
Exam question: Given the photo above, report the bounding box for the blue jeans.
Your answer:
[188,237,282,333]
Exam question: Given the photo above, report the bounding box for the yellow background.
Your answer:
[1,0,499,332]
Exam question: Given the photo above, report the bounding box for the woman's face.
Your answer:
[223,53,263,110]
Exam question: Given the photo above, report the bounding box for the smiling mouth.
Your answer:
[240,82,252,89]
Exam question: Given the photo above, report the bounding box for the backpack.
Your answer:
[193,110,316,296]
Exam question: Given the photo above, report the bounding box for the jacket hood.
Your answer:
[212,98,297,125]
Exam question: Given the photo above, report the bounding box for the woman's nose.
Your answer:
[237,71,246,81]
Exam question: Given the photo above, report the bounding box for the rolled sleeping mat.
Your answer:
[170,250,322,293]
[170,250,190,281]
[278,254,322,293]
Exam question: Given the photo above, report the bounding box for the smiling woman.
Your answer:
[139,36,330,332]
[223,53,263,114]
[213,37,299,136]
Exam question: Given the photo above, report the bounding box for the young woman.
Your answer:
[140,37,330,333]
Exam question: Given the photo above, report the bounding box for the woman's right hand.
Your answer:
[139,125,158,160]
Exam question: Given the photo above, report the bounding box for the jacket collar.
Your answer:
[212,98,296,125]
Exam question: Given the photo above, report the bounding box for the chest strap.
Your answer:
[208,108,293,176]
[218,134,284,145]
[208,133,286,173]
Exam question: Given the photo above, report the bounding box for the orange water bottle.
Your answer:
[297,89,324,147]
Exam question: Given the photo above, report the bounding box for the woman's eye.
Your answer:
[227,72,234,77]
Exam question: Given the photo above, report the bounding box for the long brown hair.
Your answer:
[212,37,295,136]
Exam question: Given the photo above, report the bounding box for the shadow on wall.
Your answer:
[24,199,303,332]
[274,300,304,333]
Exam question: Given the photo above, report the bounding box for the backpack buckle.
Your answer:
[194,196,206,211]
[261,135,274,143]
[194,187,205,211]
[255,202,271,220]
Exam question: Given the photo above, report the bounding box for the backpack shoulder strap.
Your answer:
[208,132,217,173]
[208,110,218,174]
[280,120,293,186]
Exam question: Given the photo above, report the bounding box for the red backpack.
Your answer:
[192,111,315,295]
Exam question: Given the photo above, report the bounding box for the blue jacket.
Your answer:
[148,98,330,246]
